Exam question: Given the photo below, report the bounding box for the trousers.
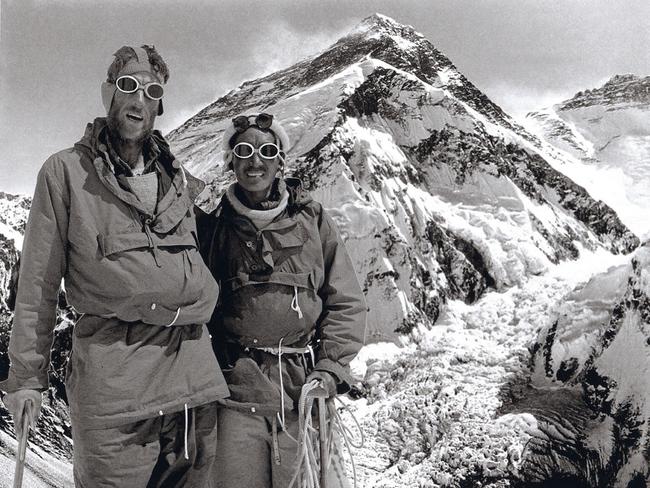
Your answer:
[72,402,218,487]
[214,407,350,488]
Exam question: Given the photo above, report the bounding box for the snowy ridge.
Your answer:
[526,74,650,238]
[169,15,636,340]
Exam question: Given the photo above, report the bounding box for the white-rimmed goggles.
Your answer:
[232,142,281,160]
[115,75,164,100]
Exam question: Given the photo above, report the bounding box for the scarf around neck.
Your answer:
[225,179,289,229]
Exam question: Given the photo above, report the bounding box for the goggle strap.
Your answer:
[132,47,149,65]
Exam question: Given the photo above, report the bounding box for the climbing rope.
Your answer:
[287,381,365,488]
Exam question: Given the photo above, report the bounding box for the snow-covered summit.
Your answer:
[169,15,637,341]
[527,74,650,238]
[348,13,422,39]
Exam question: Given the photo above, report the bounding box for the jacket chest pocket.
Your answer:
[97,230,198,258]
[259,221,308,269]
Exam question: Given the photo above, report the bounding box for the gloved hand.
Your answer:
[3,389,42,438]
[306,371,338,398]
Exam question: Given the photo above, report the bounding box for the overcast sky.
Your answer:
[1,0,649,194]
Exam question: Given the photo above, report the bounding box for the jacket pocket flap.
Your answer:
[263,222,307,250]
[226,271,314,292]
[98,231,197,257]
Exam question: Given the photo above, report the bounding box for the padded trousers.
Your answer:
[214,407,350,488]
[72,402,218,487]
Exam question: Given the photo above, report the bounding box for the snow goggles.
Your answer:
[232,142,281,160]
[115,75,164,100]
[232,113,274,133]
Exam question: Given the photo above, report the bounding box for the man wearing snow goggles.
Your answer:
[115,75,164,100]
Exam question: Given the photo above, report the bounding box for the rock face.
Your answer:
[0,192,29,312]
[504,246,650,486]
[168,13,638,342]
[0,192,74,463]
[527,74,650,238]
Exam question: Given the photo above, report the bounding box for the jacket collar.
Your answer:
[219,178,311,219]
[75,118,205,232]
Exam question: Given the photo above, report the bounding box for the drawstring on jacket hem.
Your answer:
[183,403,189,460]
[165,307,181,327]
[277,337,286,429]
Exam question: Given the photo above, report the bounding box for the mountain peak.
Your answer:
[560,73,650,110]
[350,13,423,44]
[604,73,641,86]
[355,13,415,33]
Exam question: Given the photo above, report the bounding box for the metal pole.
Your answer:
[318,397,329,488]
[13,400,32,488]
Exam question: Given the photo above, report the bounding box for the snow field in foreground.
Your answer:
[0,431,73,488]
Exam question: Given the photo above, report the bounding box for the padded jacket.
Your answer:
[1,118,228,428]
[197,178,366,417]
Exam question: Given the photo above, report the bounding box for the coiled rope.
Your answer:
[287,381,365,488]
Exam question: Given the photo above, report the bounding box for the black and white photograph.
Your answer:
[0,1,649,486]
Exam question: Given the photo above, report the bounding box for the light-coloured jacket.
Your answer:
[1,118,228,428]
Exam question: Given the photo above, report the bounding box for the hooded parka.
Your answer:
[197,178,367,417]
[1,118,229,429]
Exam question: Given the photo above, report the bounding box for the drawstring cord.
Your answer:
[183,403,189,460]
[278,337,286,429]
[291,286,303,319]
[142,219,161,267]
[165,307,181,327]
[254,340,318,431]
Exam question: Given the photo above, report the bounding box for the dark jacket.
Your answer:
[1,118,229,428]
[197,178,366,416]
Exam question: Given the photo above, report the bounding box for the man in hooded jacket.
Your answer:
[1,45,228,487]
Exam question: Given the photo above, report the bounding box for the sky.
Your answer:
[1,0,649,195]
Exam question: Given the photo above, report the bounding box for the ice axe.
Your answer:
[13,399,32,488]
[307,384,330,488]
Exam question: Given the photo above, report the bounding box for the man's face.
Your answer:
[107,71,159,143]
[232,128,281,203]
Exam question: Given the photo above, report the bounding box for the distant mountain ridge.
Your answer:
[168,13,637,342]
[560,74,650,110]
[526,74,650,238]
